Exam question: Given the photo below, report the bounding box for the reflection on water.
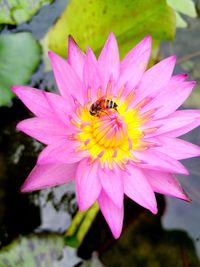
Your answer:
[162,128,200,257]
[35,184,76,233]
[160,13,200,260]
[100,206,200,267]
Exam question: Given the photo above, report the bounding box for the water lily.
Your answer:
[12,33,200,238]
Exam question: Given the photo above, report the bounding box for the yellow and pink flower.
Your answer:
[12,33,200,238]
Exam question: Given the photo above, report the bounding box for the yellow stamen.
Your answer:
[134,97,152,111]
[125,90,135,106]
[71,88,156,168]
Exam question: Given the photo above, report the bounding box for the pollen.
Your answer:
[69,86,156,169]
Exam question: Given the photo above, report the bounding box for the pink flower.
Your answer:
[12,33,200,238]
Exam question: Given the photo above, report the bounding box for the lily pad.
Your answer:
[0,0,54,25]
[0,234,64,267]
[0,234,81,267]
[167,0,197,28]
[0,32,41,106]
[80,253,104,267]
[47,0,176,58]
[167,0,197,17]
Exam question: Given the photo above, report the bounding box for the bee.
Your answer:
[89,97,118,117]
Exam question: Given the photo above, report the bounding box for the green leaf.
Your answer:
[167,0,197,28]
[167,0,197,17]
[0,0,54,25]
[175,11,187,28]
[47,0,176,58]
[0,32,41,106]
[0,234,65,267]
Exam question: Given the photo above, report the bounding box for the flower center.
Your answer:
[68,86,156,169]
[92,113,127,148]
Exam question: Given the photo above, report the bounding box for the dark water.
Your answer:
[1,1,200,266]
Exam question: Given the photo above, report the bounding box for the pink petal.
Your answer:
[170,74,188,83]
[147,110,200,137]
[167,120,200,137]
[37,139,86,164]
[98,166,124,208]
[48,51,84,105]
[17,117,71,145]
[12,86,71,124]
[121,35,152,70]
[67,35,85,81]
[98,190,124,239]
[133,149,189,175]
[116,36,152,94]
[124,165,157,214]
[142,81,196,119]
[21,163,77,192]
[83,48,102,101]
[76,159,101,210]
[134,56,176,104]
[151,136,200,160]
[143,169,190,201]
[98,32,120,92]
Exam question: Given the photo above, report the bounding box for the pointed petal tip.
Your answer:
[107,32,117,42]
[161,55,176,65]
[190,80,197,87]
[180,190,192,202]
[143,34,152,43]
[16,120,31,132]
[106,32,118,48]
[107,218,122,239]
[86,46,94,55]
[182,195,192,202]
[68,34,73,41]
[183,168,190,175]
[108,31,115,38]
[48,50,56,60]
[20,182,47,193]
[181,73,188,79]
[171,73,188,83]
[47,50,52,57]
[112,229,122,239]
[11,85,29,95]
[145,34,152,39]
[169,55,177,62]
[20,186,29,193]
[137,35,152,50]
[48,51,58,62]
[150,206,158,215]
[16,121,23,131]
[68,34,78,47]
[167,189,191,202]
[11,85,18,93]
[11,85,28,95]
[20,184,26,192]
[185,197,192,202]
[20,182,35,193]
